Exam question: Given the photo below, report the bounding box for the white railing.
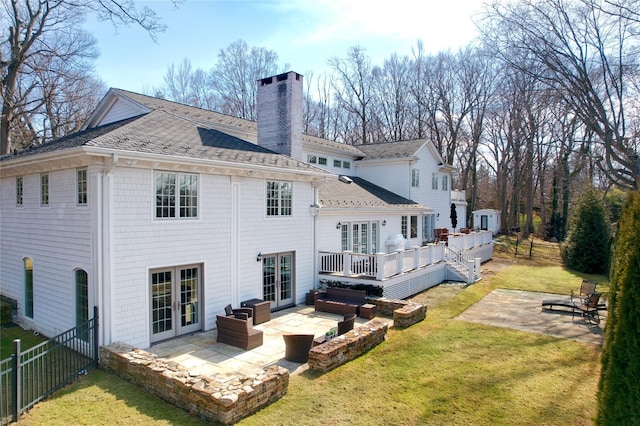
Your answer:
[445,244,480,283]
[447,230,492,250]
[319,244,446,281]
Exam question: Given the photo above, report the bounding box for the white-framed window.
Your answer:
[24,258,33,318]
[318,157,327,166]
[308,155,317,164]
[442,175,448,191]
[155,171,198,219]
[16,176,23,206]
[77,169,87,205]
[340,221,380,254]
[333,159,342,168]
[432,172,438,190]
[40,173,49,206]
[412,169,419,188]
[402,215,418,238]
[343,161,351,169]
[266,180,292,216]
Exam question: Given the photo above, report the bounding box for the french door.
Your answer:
[262,252,294,309]
[150,264,201,343]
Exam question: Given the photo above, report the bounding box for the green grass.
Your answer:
[0,325,47,360]
[12,255,608,425]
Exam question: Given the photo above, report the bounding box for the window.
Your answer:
[341,222,379,254]
[410,215,418,238]
[402,216,418,238]
[432,173,438,190]
[333,159,342,168]
[442,175,448,191]
[75,269,89,341]
[318,157,327,166]
[155,172,198,218]
[77,169,87,205]
[41,173,49,206]
[307,155,317,164]
[24,258,33,318]
[16,176,23,206]
[266,180,292,216]
[402,216,408,239]
[412,169,419,188]
[342,161,351,169]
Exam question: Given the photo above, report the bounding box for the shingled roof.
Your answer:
[1,110,328,174]
[318,175,430,210]
[356,139,428,160]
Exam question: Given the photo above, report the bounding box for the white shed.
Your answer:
[473,209,501,235]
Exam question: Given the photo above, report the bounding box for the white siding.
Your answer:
[106,168,318,348]
[356,161,411,198]
[0,168,93,338]
[99,99,144,125]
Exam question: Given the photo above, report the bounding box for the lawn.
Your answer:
[14,253,608,425]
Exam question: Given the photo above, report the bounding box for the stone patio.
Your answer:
[455,288,606,345]
[148,306,392,377]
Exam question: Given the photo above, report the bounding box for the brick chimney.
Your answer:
[257,71,304,161]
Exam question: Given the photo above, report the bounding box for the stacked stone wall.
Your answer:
[100,343,288,425]
[308,320,388,372]
[365,298,427,327]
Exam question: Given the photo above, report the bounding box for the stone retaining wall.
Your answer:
[308,320,388,372]
[365,298,427,327]
[100,343,288,425]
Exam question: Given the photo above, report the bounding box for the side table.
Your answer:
[241,298,271,325]
[359,303,376,320]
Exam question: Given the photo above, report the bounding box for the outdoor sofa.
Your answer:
[314,287,366,315]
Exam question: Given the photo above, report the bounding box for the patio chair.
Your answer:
[337,313,357,336]
[224,304,253,320]
[571,280,597,303]
[282,334,315,363]
[574,292,602,325]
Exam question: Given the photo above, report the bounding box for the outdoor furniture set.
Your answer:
[541,280,606,324]
[216,301,272,350]
[284,313,358,363]
[314,287,369,316]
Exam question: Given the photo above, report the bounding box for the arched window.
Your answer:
[24,258,33,318]
[75,269,89,341]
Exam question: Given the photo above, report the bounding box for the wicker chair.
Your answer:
[337,313,357,336]
[282,334,315,363]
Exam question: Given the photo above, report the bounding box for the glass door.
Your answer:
[151,265,201,343]
[262,252,294,309]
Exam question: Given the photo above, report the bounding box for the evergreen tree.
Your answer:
[560,187,611,273]
[596,191,640,425]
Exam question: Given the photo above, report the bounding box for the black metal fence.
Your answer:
[0,307,99,424]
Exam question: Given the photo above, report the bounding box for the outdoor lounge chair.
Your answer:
[574,292,602,325]
[224,304,253,320]
[282,334,315,363]
[337,313,357,336]
[571,280,597,303]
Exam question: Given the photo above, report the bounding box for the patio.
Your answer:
[455,289,606,345]
[148,306,393,377]
[146,287,606,383]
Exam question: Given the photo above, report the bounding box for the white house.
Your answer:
[0,71,492,349]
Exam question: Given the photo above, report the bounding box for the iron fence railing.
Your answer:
[0,307,99,424]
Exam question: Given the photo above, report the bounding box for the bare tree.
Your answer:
[1,0,171,154]
[481,0,640,189]
[210,39,280,120]
[328,46,373,145]
[371,53,411,142]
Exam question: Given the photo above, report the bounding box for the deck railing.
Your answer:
[319,230,491,282]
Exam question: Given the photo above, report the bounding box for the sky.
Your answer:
[85,0,485,93]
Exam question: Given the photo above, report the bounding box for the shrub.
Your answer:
[596,191,640,425]
[561,186,611,273]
